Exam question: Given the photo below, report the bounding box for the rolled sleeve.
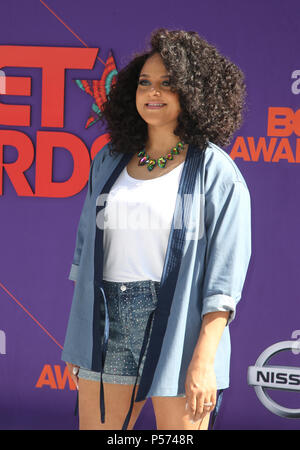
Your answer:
[201,294,237,324]
[201,180,252,326]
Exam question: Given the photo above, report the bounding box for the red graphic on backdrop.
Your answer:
[230,107,300,163]
[0,129,110,197]
[0,6,112,393]
[0,45,111,197]
[74,50,118,128]
[35,364,77,390]
[0,45,98,127]
[1,45,299,200]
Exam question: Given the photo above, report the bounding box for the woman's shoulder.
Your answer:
[93,142,110,165]
[203,141,249,191]
[92,141,120,170]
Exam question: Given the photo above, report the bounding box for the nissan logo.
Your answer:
[247,340,300,418]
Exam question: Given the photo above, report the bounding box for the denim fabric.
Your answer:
[78,280,158,380]
[62,141,252,407]
[77,277,225,427]
[208,389,225,430]
[77,279,186,396]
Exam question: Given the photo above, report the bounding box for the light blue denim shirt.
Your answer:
[61,140,252,428]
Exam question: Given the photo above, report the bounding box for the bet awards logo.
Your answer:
[247,336,300,418]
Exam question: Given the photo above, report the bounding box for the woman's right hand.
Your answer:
[66,362,79,390]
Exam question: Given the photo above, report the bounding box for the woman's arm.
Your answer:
[184,173,251,424]
[192,311,230,365]
[185,311,229,423]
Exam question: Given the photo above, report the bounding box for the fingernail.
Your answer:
[185,403,188,410]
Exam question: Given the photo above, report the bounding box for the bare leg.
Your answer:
[152,396,210,430]
[78,379,147,430]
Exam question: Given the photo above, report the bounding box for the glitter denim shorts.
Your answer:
[78,279,186,396]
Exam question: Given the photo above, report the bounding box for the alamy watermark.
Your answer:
[95,192,205,240]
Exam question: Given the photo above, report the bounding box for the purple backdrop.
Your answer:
[0,0,299,430]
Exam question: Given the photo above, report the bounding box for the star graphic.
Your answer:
[74,50,118,129]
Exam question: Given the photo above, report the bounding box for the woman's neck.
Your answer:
[145,126,182,158]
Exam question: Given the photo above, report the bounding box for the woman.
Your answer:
[61,28,252,430]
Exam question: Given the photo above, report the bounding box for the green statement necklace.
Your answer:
[137,141,185,171]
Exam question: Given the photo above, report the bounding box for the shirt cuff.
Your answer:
[68,264,79,281]
[201,294,237,326]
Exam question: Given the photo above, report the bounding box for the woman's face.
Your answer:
[136,53,181,129]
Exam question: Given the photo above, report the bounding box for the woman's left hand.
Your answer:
[185,358,217,423]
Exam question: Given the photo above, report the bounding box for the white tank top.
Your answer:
[103,161,184,282]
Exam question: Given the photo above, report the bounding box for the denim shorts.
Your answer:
[78,279,186,395]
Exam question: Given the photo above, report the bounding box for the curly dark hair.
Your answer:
[99,28,246,155]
